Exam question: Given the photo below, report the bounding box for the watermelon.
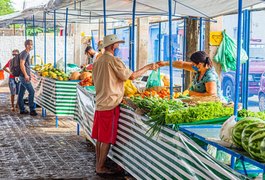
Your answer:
[248,129,265,162]
[241,122,265,151]
[260,137,265,160]
[232,117,262,147]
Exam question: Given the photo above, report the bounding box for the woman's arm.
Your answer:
[189,81,217,96]
[157,61,195,72]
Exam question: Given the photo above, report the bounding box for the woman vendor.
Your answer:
[158,51,222,98]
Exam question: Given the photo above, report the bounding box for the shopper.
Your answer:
[3,49,20,111]
[92,34,158,174]
[18,39,37,116]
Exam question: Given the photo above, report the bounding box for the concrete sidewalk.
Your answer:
[0,87,126,179]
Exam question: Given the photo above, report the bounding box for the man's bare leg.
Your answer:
[96,142,112,173]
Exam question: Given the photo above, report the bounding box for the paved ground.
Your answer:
[0,87,127,179]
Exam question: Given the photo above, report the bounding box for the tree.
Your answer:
[0,0,14,16]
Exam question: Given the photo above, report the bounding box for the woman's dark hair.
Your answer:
[85,46,92,54]
[190,51,212,68]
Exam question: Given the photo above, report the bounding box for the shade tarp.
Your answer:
[0,0,264,26]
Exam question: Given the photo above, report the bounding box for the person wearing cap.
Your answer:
[3,49,20,111]
[92,34,158,174]
[157,51,222,97]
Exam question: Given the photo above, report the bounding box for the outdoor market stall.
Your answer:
[74,84,247,180]
[1,0,265,179]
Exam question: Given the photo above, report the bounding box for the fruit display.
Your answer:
[32,64,69,81]
[241,122,265,151]
[248,129,265,161]
[79,72,93,86]
[80,72,92,80]
[232,117,262,147]
[69,72,81,80]
[124,80,138,96]
[230,116,265,162]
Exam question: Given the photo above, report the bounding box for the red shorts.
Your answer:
[91,106,120,144]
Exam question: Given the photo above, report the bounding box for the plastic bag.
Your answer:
[219,116,236,144]
[214,31,248,72]
[146,69,161,89]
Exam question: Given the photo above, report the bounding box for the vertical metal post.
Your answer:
[234,0,243,117]
[158,22,161,61]
[182,18,187,91]
[242,10,250,109]
[64,8,69,73]
[131,0,136,71]
[230,156,236,169]
[129,25,132,69]
[44,12,47,64]
[77,124,80,135]
[24,19,27,40]
[54,10,57,68]
[56,116,59,128]
[199,17,204,51]
[42,12,47,117]
[33,15,36,65]
[103,0,107,36]
[168,0,173,98]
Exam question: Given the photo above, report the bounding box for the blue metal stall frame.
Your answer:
[199,17,204,51]
[131,0,136,71]
[179,125,265,177]
[54,10,57,68]
[242,10,250,109]
[42,12,47,117]
[182,18,187,91]
[103,0,107,36]
[168,0,173,99]
[234,0,243,118]
[33,15,36,65]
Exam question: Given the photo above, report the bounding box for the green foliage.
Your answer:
[238,109,265,120]
[0,0,14,16]
[131,97,234,137]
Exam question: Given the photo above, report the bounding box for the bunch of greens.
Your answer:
[238,109,265,120]
[165,102,234,124]
[131,96,184,137]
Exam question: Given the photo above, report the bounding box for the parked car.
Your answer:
[222,59,265,101]
[258,70,265,111]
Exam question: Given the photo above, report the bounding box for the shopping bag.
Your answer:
[146,69,161,89]
[214,31,248,72]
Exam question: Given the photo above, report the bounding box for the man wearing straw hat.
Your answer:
[92,34,158,174]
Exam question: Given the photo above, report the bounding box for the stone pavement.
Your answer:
[0,88,128,179]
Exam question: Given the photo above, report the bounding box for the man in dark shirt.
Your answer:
[18,39,38,116]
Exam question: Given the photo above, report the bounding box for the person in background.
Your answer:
[85,46,98,64]
[18,39,38,116]
[92,34,158,175]
[157,51,221,97]
[3,49,20,111]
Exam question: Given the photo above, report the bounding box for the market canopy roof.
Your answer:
[0,0,264,26]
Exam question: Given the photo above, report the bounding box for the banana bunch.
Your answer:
[124,80,138,96]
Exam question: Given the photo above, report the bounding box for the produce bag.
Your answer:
[213,31,248,72]
[146,69,161,89]
[219,116,236,144]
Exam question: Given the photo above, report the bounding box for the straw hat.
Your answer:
[103,34,125,48]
